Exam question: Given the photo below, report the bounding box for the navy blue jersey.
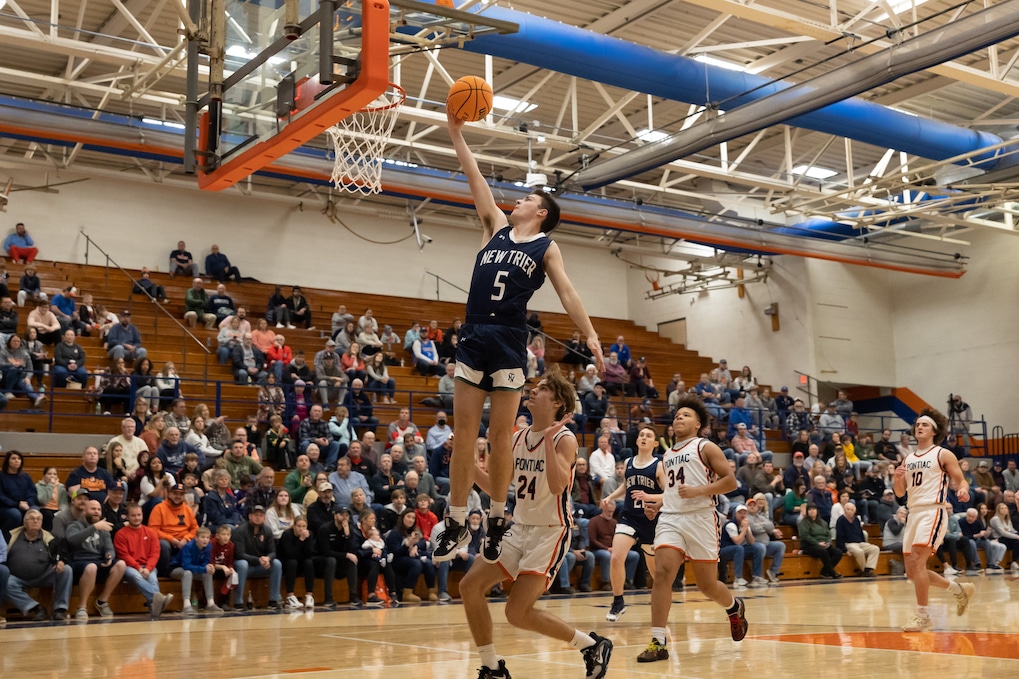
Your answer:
[622,455,663,517]
[465,226,552,328]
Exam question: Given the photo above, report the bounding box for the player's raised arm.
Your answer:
[447,110,507,243]
[544,242,604,372]
[543,415,577,496]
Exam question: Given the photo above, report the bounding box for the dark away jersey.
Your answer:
[465,226,552,328]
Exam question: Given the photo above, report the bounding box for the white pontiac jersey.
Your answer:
[903,445,950,508]
[511,425,575,527]
[660,437,716,514]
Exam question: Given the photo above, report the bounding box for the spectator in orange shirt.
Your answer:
[413,493,439,540]
[148,483,199,575]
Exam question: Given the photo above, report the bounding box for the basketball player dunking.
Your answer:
[638,396,748,663]
[434,111,604,565]
[894,407,975,632]
[457,368,613,679]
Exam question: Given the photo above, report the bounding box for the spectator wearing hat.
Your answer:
[973,460,1003,508]
[5,509,72,621]
[65,498,127,620]
[379,323,400,357]
[774,386,794,428]
[286,286,313,330]
[719,504,765,587]
[102,483,129,533]
[314,338,341,373]
[315,351,347,406]
[149,483,199,575]
[231,504,283,610]
[132,269,167,304]
[50,286,85,335]
[52,487,90,542]
[4,222,38,263]
[317,504,361,605]
[66,445,116,505]
[205,244,241,283]
[783,450,812,489]
[307,481,338,533]
[104,310,147,362]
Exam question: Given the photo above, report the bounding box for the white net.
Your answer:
[325,83,405,195]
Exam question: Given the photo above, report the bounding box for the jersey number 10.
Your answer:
[911,470,923,487]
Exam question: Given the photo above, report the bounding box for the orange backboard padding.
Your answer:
[198,0,391,191]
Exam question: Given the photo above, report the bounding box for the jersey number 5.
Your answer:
[667,467,686,488]
[517,475,537,501]
[491,270,508,301]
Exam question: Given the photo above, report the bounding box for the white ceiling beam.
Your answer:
[0,66,183,106]
[683,0,1019,98]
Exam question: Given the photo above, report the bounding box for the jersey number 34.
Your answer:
[666,467,686,487]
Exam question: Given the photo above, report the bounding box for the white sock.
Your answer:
[917,605,929,617]
[490,500,506,518]
[570,630,594,649]
[477,644,498,669]
[449,506,467,525]
[651,627,667,645]
[947,581,962,595]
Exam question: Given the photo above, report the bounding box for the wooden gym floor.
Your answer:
[1,574,1016,678]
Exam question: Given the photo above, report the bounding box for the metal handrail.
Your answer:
[424,271,469,301]
[79,228,211,378]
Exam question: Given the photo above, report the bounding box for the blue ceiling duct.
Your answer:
[417,1,1005,171]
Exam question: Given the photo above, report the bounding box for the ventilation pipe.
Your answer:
[412,1,1004,171]
[570,0,1019,189]
[0,97,965,278]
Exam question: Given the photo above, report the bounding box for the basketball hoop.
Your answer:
[325,82,405,195]
[645,269,661,291]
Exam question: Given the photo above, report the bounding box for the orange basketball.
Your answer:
[447,76,493,122]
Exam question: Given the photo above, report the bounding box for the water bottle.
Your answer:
[247,591,255,610]
[400,358,405,368]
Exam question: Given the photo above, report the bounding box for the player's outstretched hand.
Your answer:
[447,109,466,134]
[539,413,574,440]
[893,464,906,478]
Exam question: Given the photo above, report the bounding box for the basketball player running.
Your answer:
[435,112,604,565]
[894,407,975,632]
[457,367,612,679]
[638,396,747,663]
[599,423,663,622]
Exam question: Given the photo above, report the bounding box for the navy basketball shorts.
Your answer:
[455,323,528,392]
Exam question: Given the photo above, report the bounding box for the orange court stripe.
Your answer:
[756,631,1019,659]
[282,669,334,674]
